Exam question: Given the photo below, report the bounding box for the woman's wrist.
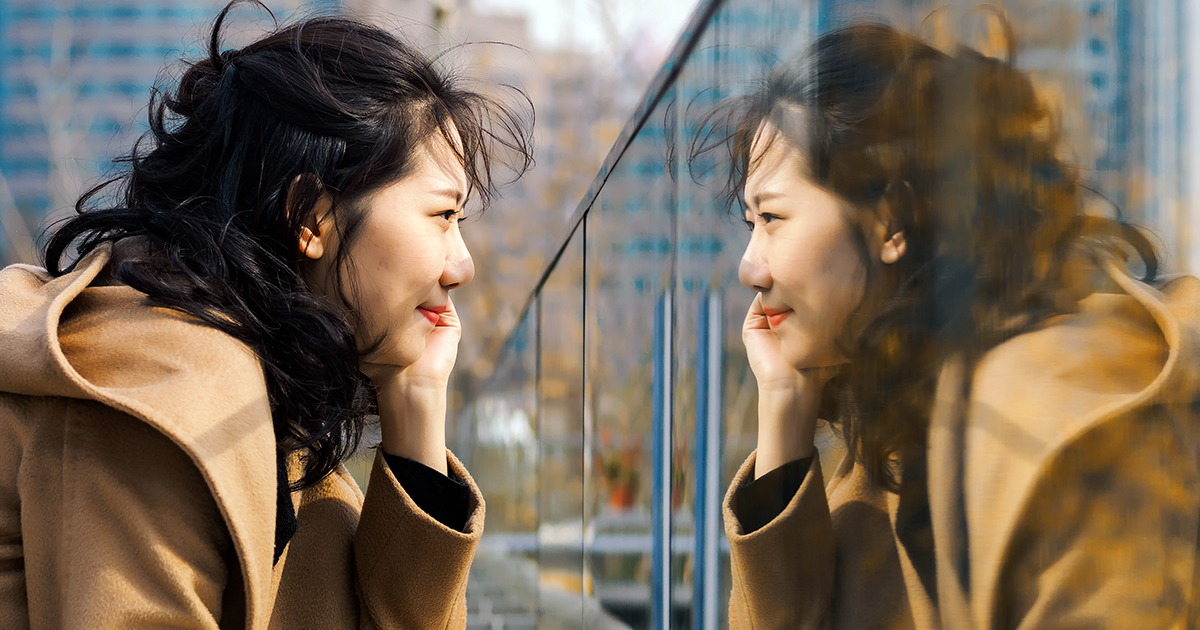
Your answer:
[374,377,449,475]
[754,384,820,479]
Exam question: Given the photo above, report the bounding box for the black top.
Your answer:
[730,456,813,534]
[273,451,472,564]
[382,452,472,532]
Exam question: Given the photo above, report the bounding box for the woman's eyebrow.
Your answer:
[751,190,786,208]
[430,187,465,205]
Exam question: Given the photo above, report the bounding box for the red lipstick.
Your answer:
[418,305,446,325]
[766,310,791,328]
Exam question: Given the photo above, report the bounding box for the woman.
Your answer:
[0,2,531,628]
[705,23,1200,629]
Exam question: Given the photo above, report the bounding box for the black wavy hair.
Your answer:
[43,0,534,489]
[694,23,1157,490]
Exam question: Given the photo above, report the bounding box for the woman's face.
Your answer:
[739,124,880,370]
[302,134,475,367]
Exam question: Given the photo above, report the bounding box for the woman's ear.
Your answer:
[289,175,335,260]
[298,207,332,260]
[881,228,907,264]
[877,183,909,265]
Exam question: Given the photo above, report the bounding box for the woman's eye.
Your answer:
[760,212,780,224]
[437,209,459,222]
[743,217,755,231]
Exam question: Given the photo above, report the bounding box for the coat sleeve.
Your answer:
[15,398,232,629]
[724,450,916,630]
[354,449,483,630]
[724,450,836,630]
[997,407,1200,630]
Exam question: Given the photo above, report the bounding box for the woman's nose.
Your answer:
[739,235,771,292]
[442,231,475,289]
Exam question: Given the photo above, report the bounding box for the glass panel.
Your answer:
[468,0,1200,627]
[537,231,588,628]
[671,2,815,629]
[584,91,680,628]
[464,302,540,630]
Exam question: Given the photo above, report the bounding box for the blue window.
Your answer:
[118,82,146,97]
[2,157,51,173]
[108,6,144,20]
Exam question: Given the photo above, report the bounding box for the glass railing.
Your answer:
[455,0,1198,628]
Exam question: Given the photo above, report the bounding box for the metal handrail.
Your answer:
[503,0,728,335]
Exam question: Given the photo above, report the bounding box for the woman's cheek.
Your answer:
[399,235,447,282]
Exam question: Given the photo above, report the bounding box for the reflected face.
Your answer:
[306,135,475,367]
[739,125,868,369]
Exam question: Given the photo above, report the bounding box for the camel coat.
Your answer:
[0,245,485,629]
[725,265,1200,629]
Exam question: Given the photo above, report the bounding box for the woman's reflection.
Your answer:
[701,22,1200,629]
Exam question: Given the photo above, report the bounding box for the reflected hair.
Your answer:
[693,23,1158,490]
[43,0,534,489]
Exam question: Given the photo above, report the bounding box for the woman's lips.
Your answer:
[767,310,791,328]
[418,307,443,325]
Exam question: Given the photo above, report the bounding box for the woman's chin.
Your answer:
[363,336,422,370]
[784,341,847,372]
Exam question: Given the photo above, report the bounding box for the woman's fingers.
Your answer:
[434,296,461,330]
[742,294,796,387]
[744,293,772,332]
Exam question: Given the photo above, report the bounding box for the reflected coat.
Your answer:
[725,264,1200,629]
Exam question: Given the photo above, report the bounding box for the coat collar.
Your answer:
[925,261,1200,629]
[0,245,278,629]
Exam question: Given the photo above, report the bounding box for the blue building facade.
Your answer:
[0,0,323,262]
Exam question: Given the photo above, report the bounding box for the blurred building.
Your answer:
[0,0,324,263]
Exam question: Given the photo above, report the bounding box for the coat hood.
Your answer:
[0,245,280,629]
[928,261,1200,629]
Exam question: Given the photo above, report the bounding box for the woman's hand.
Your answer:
[743,293,806,391]
[360,299,462,475]
[743,294,836,479]
[360,298,462,390]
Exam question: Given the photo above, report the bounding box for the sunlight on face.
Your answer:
[308,133,475,367]
[739,122,867,370]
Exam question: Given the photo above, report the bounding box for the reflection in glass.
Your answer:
[585,94,677,626]
[673,0,810,626]
[709,9,1200,630]
[470,0,1200,628]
